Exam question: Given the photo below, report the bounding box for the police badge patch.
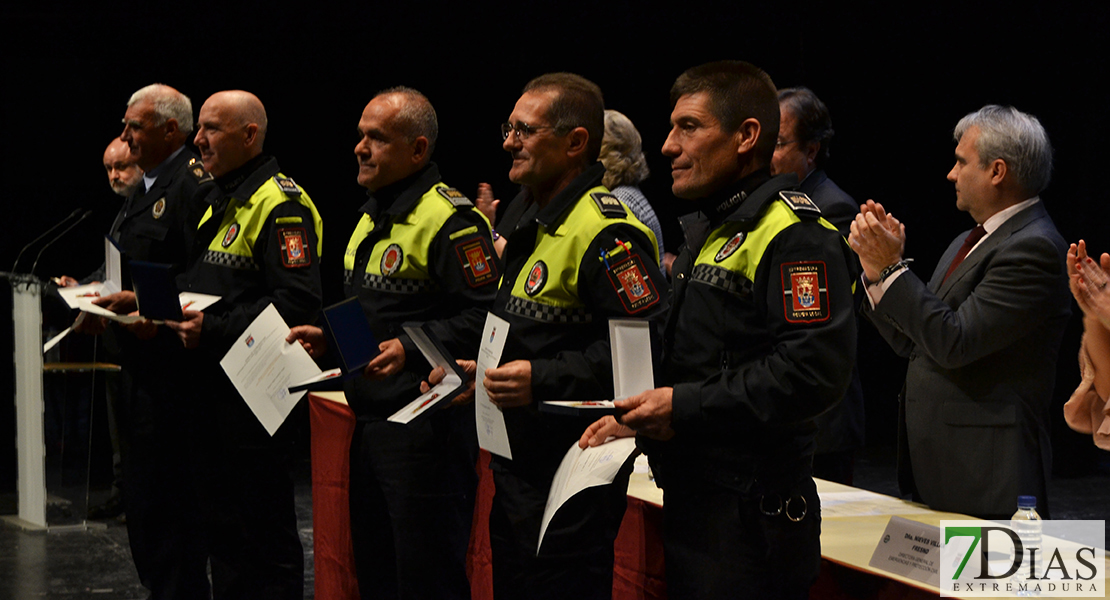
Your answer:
[714,232,746,262]
[778,191,822,217]
[279,228,311,267]
[606,255,660,313]
[222,223,240,248]
[524,261,547,296]
[274,176,302,196]
[781,261,830,323]
[455,238,498,288]
[380,244,403,276]
[437,187,473,207]
[152,198,166,219]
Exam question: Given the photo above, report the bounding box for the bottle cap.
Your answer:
[1017,495,1037,508]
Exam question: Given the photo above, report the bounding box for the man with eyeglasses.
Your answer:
[415,72,668,600]
[287,87,498,599]
[771,87,865,486]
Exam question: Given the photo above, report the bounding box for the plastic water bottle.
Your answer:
[1011,495,1042,596]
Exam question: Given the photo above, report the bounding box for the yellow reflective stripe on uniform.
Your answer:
[509,185,659,309]
[344,183,489,280]
[449,226,479,240]
[697,199,839,281]
[344,214,375,272]
[276,216,303,224]
[201,173,323,259]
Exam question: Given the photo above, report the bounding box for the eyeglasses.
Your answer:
[775,139,799,149]
[501,122,559,140]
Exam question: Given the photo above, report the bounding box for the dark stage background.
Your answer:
[2,1,1107,494]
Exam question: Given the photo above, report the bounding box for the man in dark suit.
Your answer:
[772,87,865,485]
[849,105,1070,519]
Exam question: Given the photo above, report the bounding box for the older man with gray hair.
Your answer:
[72,83,212,599]
[849,105,1070,519]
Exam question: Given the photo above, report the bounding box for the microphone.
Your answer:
[11,208,83,272]
[29,210,93,278]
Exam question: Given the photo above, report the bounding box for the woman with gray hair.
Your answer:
[601,109,665,263]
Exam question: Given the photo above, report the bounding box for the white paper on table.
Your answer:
[819,490,933,517]
[219,304,323,436]
[537,437,639,554]
[474,312,512,459]
[388,325,464,424]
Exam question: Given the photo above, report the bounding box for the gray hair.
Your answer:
[600,110,649,188]
[375,86,438,156]
[127,84,194,134]
[954,105,1053,196]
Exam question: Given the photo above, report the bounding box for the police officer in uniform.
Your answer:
[288,87,497,600]
[167,90,322,600]
[411,73,668,600]
[72,84,212,600]
[582,61,857,599]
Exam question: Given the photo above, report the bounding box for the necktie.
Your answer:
[943,224,987,283]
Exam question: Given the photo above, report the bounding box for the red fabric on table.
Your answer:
[309,394,360,600]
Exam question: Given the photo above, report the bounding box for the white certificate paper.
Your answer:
[220,304,323,436]
[538,437,639,553]
[58,236,124,309]
[475,313,512,459]
[73,292,220,325]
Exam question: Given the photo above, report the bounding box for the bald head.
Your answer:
[103,138,143,197]
[194,90,268,177]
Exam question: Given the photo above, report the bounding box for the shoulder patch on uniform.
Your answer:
[778,191,821,217]
[714,232,745,262]
[590,192,627,218]
[437,187,473,207]
[606,255,660,313]
[279,227,311,268]
[275,216,303,225]
[781,261,829,324]
[524,261,547,296]
[455,237,499,288]
[274,176,302,196]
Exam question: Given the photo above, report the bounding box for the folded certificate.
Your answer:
[56,236,123,309]
[74,292,219,325]
[388,323,467,424]
[539,319,654,416]
[475,313,512,459]
[288,297,380,393]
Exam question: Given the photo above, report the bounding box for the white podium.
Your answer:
[4,272,47,529]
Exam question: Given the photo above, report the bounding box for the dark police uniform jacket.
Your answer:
[343,163,499,418]
[180,154,323,358]
[430,163,669,480]
[109,147,208,434]
[643,171,857,493]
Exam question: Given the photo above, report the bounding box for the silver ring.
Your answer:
[785,495,808,522]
